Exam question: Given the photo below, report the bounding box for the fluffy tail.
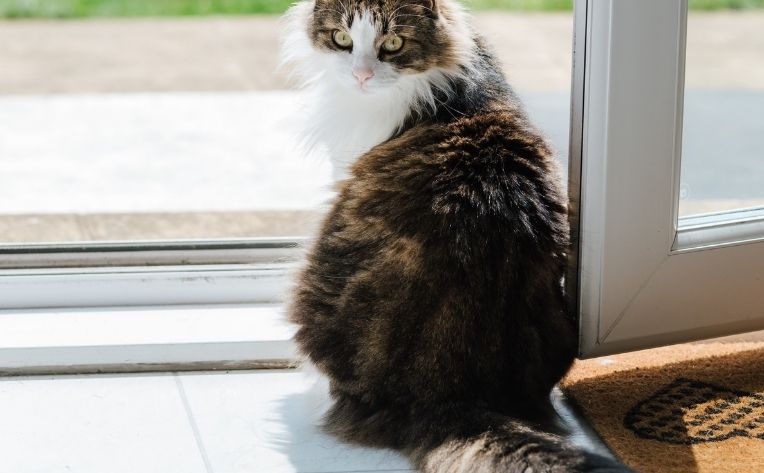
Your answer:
[412,406,631,473]
[326,399,632,473]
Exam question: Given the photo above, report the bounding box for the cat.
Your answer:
[283,1,631,471]
[281,0,474,179]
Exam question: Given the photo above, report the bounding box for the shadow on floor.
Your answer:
[270,376,413,473]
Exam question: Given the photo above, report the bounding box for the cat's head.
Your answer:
[282,0,473,94]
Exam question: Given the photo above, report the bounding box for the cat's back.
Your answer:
[345,107,568,252]
[292,107,573,409]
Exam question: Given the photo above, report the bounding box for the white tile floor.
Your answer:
[0,305,296,370]
[0,369,413,473]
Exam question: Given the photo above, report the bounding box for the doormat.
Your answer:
[561,340,764,473]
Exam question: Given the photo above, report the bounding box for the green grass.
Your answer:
[0,0,294,18]
[1,0,762,18]
[470,0,572,10]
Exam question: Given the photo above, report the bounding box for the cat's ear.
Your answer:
[412,0,439,18]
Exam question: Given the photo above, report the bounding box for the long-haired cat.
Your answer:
[283,1,630,471]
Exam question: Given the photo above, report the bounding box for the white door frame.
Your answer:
[570,0,764,357]
[0,238,306,309]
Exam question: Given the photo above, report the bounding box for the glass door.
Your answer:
[570,0,764,357]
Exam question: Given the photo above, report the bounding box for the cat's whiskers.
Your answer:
[337,0,351,19]
[434,95,466,119]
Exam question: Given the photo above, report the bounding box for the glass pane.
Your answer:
[0,13,331,244]
[679,9,764,218]
[0,1,572,246]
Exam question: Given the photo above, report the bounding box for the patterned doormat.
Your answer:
[562,339,764,473]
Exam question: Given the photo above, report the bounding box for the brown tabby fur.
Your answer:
[310,0,466,73]
[289,1,631,471]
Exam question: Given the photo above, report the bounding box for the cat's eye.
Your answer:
[382,36,404,53]
[332,30,353,49]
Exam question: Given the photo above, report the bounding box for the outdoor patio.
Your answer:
[1,12,762,242]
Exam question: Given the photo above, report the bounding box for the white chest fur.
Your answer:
[305,81,417,180]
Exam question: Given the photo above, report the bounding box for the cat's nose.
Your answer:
[352,68,375,87]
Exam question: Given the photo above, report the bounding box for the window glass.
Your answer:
[0,1,573,245]
[679,9,764,217]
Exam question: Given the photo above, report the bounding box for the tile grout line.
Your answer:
[174,373,215,473]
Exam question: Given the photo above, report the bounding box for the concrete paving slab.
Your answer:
[0,13,574,94]
[0,91,573,216]
[0,214,88,243]
[0,210,322,243]
[2,89,761,244]
[0,18,283,94]
[0,92,334,215]
[1,13,762,95]
[680,90,764,216]
[685,12,764,90]
[1,13,762,243]
[0,90,575,242]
